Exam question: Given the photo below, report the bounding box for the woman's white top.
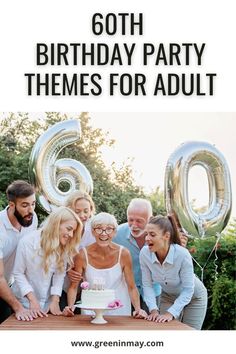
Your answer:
[139,244,195,318]
[82,245,131,315]
[12,230,66,311]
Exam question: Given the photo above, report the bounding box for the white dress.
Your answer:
[82,246,131,315]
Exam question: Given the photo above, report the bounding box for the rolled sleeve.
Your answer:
[50,269,66,296]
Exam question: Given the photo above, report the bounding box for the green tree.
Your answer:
[0,113,43,208]
[0,112,145,223]
[146,186,166,216]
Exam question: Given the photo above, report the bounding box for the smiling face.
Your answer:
[59,218,78,246]
[92,223,116,247]
[74,198,92,225]
[145,224,169,252]
[127,208,149,238]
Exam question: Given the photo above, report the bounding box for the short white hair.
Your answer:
[127,198,153,218]
[91,212,118,229]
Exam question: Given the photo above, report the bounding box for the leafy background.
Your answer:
[0,112,235,329]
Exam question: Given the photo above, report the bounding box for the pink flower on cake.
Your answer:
[80,281,89,290]
[108,299,123,309]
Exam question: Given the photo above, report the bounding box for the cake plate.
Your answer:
[75,304,120,324]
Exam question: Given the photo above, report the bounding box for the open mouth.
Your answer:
[147,243,154,248]
[99,237,109,242]
[24,215,33,220]
[132,229,140,233]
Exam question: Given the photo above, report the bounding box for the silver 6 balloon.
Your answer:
[165,141,232,238]
[29,119,93,213]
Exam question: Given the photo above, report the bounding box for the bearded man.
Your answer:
[0,180,38,323]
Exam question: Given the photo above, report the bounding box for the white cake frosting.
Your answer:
[81,289,115,308]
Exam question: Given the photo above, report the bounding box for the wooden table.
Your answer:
[0,314,193,330]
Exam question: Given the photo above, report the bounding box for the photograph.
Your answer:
[0,112,235,333]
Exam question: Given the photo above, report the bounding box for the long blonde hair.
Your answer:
[65,190,95,216]
[40,206,83,273]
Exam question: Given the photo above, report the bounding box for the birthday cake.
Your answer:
[80,278,116,309]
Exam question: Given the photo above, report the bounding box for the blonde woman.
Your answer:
[65,190,95,249]
[12,207,82,318]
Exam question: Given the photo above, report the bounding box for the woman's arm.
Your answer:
[13,239,48,318]
[49,267,67,316]
[139,248,158,313]
[121,248,147,318]
[63,250,86,316]
[13,240,35,299]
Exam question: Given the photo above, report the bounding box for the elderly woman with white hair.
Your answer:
[63,212,147,318]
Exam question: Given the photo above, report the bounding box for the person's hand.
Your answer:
[29,299,48,318]
[67,268,83,283]
[48,295,62,315]
[179,232,188,247]
[155,311,173,323]
[133,308,148,319]
[62,306,75,317]
[49,300,62,316]
[15,306,35,321]
[146,309,159,321]
[168,213,188,247]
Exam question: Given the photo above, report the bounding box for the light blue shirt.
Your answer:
[114,223,161,297]
[139,244,194,318]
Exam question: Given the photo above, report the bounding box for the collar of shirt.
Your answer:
[127,230,144,249]
[1,207,17,231]
[150,244,175,265]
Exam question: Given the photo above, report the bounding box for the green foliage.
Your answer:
[211,276,236,330]
[188,229,236,329]
[0,112,146,223]
[146,187,166,216]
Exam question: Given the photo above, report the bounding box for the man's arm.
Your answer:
[0,259,34,321]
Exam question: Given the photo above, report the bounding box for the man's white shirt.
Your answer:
[0,207,38,284]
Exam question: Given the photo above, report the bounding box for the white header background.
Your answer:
[0,1,235,353]
[0,0,236,111]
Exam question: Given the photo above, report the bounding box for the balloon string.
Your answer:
[191,233,221,283]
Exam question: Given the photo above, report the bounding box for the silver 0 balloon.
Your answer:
[29,119,93,213]
[165,141,232,238]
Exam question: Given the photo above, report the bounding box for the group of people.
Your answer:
[0,180,208,329]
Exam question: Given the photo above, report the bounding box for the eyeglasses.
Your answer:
[93,227,115,235]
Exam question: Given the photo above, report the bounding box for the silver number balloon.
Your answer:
[165,141,232,238]
[29,119,93,213]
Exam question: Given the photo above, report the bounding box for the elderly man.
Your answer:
[113,198,188,312]
[113,198,159,311]
[0,180,38,323]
